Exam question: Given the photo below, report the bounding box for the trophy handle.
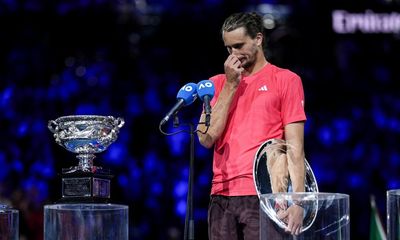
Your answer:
[48,120,58,133]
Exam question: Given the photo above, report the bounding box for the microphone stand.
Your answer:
[183,119,209,240]
[184,123,195,240]
[160,116,196,240]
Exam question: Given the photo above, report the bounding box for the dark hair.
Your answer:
[221,12,265,45]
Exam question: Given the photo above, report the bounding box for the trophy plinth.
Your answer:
[48,115,124,203]
[58,167,113,203]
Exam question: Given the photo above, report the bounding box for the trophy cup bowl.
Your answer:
[48,115,125,203]
[48,115,125,172]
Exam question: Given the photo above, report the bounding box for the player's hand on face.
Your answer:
[224,54,243,86]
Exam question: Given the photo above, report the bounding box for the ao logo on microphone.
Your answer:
[180,84,195,92]
[197,81,213,90]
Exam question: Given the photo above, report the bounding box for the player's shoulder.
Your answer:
[209,74,226,87]
[269,64,300,80]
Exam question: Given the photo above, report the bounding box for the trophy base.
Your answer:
[58,168,113,204]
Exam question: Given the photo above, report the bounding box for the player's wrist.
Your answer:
[292,200,306,209]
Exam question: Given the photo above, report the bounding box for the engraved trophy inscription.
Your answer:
[48,115,124,203]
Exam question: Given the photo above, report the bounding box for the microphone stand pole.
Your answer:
[161,115,197,240]
[184,123,195,240]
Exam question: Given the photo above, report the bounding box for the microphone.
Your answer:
[160,82,198,126]
[197,80,215,126]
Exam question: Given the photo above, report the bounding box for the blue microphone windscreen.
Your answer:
[176,82,197,105]
[197,80,215,101]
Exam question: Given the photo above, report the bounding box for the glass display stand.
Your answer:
[260,192,350,239]
[44,203,128,240]
[387,189,400,240]
[0,204,19,240]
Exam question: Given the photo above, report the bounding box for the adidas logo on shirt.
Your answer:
[258,85,268,91]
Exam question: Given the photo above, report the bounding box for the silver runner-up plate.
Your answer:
[253,139,319,233]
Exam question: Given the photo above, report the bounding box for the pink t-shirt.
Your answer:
[209,63,307,196]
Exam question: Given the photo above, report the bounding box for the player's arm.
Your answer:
[284,121,306,192]
[197,55,242,148]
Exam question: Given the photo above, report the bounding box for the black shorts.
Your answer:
[208,195,260,240]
